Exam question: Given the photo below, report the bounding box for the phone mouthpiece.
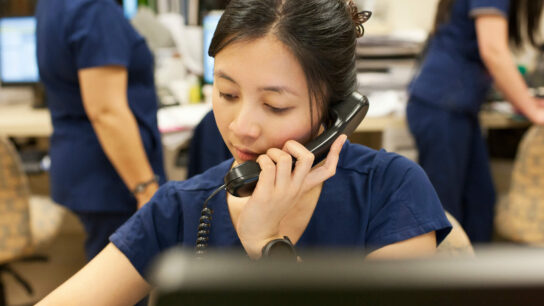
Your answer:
[224,161,261,197]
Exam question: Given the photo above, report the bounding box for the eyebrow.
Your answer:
[214,70,299,97]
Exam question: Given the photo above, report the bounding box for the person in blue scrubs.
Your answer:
[408,0,544,243]
[37,1,451,304]
[35,0,166,261]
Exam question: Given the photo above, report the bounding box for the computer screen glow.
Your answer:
[203,11,222,84]
[123,0,138,19]
[0,17,39,84]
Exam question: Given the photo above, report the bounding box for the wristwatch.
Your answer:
[261,236,297,260]
[131,175,159,196]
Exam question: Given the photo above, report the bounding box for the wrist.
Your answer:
[241,235,284,260]
[131,175,159,197]
[261,236,297,260]
[135,182,158,200]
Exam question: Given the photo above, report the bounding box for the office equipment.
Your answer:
[0,16,39,85]
[202,11,222,84]
[356,33,424,92]
[149,246,544,306]
[131,7,175,52]
[123,0,139,19]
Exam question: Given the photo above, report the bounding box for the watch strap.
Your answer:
[131,175,159,196]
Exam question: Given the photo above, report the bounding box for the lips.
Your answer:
[233,146,260,162]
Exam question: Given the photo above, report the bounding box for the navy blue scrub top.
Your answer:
[409,0,510,114]
[36,0,165,212]
[111,141,452,277]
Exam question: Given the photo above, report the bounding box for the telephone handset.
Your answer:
[224,91,370,197]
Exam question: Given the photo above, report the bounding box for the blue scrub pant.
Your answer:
[76,211,135,261]
[406,99,495,242]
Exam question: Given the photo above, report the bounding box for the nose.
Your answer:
[229,100,261,140]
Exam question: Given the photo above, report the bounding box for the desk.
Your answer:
[355,112,531,133]
[0,102,531,138]
[0,103,52,137]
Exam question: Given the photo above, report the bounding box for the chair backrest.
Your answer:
[436,211,474,256]
[0,137,33,263]
[495,126,544,245]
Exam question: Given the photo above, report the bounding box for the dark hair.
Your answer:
[433,0,543,48]
[208,0,358,130]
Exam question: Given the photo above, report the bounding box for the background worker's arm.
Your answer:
[79,66,158,208]
[475,14,544,125]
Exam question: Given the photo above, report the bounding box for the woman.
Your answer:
[35,0,166,261]
[407,0,544,243]
[38,1,451,305]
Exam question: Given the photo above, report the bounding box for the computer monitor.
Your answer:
[123,0,138,19]
[202,11,222,84]
[149,247,544,306]
[0,16,39,85]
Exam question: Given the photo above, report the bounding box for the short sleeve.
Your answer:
[110,182,183,278]
[469,0,509,18]
[67,1,133,69]
[366,155,452,251]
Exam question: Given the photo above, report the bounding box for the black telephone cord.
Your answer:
[195,184,226,257]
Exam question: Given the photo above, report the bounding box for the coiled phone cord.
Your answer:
[195,184,226,258]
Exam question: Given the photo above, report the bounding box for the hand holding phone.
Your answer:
[235,134,348,259]
[224,91,369,197]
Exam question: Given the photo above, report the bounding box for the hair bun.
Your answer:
[347,1,372,38]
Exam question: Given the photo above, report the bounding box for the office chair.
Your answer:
[436,211,474,256]
[0,136,66,305]
[495,126,544,246]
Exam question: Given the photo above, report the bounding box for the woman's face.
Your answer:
[212,35,320,164]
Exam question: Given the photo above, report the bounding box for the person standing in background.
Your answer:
[35,0,166,261]
[407,0,544,243]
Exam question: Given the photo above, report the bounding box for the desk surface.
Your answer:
[0,102,531,138]
[0,103,52,137]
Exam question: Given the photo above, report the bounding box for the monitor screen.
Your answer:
[123,0,138,19]
[0,16,39,84]
[202,11,222,84]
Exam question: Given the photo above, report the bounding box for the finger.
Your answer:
[265,148,293,192]
[303,134,347,190]
[252,154,276,198]
[282,140,314,187]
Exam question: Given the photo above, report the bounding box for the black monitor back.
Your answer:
[149,247,544,306]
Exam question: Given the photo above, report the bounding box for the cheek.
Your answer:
[211,93,230,136]
[264,115,313,148]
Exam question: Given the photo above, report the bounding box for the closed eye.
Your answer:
[265,104,291,114]
[219,92,238,102]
